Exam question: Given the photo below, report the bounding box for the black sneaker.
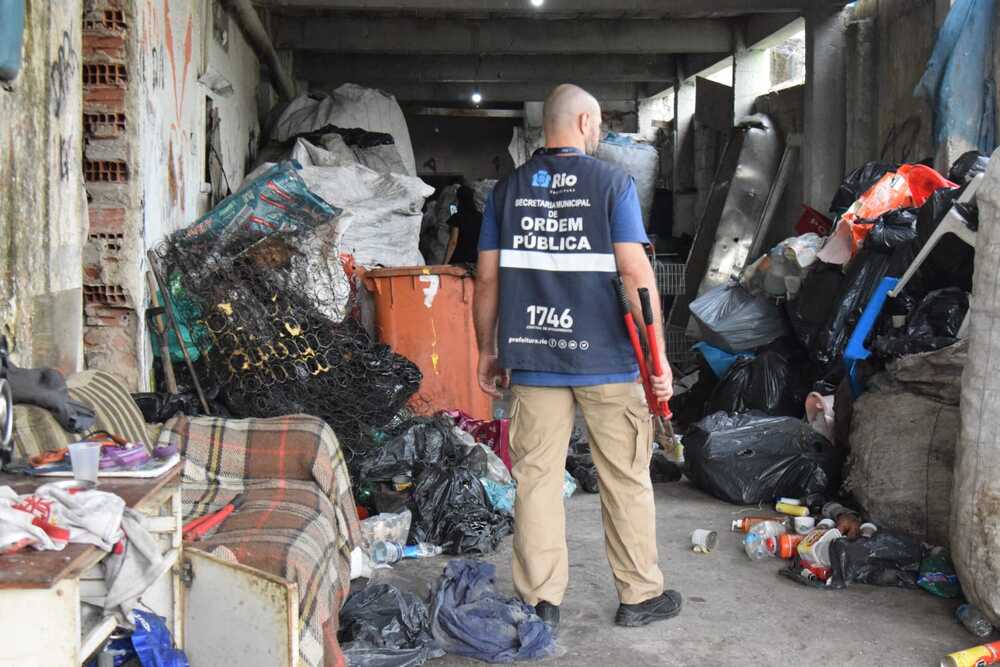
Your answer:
[535,601,560,630]
[614,590,683,627]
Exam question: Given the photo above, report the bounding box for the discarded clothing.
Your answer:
[82,508,176,621]
[0,483,125,552]
[339,584,444,667]
[429,560,557,663]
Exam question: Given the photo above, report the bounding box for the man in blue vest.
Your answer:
[474,84,681,631]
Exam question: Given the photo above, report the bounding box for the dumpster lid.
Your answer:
[365,265,473,279]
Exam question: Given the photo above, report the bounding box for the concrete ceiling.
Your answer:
[258,0,836,105]
[257,0,839,18]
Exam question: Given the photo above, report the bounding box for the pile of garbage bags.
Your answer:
[354,415,514,556]
[674,152,984,512]
[339,561,556,667]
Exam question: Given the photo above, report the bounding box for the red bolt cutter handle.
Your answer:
[615,278,657,410]
[638,288,673,420]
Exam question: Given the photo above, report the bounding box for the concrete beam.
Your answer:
[803,4,848,209]
[405,106,525,118]
[274,16,733,54]
[261,0,844,17]
[294,54,675,84]
[314,81,647,102]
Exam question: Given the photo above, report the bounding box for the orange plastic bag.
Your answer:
[819,165,958,264]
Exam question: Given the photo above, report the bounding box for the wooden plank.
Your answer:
[0,465,181,589]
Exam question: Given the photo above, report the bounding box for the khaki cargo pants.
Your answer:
[509,382,664,606]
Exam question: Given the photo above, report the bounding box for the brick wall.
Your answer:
[82,0,139,388]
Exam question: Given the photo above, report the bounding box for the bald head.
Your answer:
[542,84,603,155]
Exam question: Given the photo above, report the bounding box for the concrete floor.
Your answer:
[371,480,978,667]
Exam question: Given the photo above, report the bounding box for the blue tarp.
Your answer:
[915,0,998,153]
[430,560,557,663]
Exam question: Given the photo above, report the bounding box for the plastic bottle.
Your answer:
[797,527,843,566]
[371,541,405,565]
[402,543,443,559]
[371,541,443,564]
[731,515,791,533]
[743,520,788,560]
[775,501,810,517]
[957,604,995,639]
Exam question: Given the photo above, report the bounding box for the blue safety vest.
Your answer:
[493,147,636,374]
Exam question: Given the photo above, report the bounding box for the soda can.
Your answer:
[941,640,1000,667]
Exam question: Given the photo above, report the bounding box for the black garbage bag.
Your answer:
[650,450,683,483]
[684,411,843,505]
[948,150,989,185]
[566,435,599,494]
[830,162,896,216]
[786,263,846,352]
[828,531,923,589]
[706,349,801,418]
[339,584,444,667]
[358,417,464,482]
[689,282,790,353]
[813,214,918,369]
[408,466,512,555]
[875,288,969,357]
[131,391,209,422]
[669,356,719,431]
[865,208,918,252]
[916,189,977,293]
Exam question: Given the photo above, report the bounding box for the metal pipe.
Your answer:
[222,0,296,101]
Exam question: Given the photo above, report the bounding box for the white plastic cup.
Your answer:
[860,522,878,538]
[794,516,816,535]
[691,529,718,553]
[69,441,102,484]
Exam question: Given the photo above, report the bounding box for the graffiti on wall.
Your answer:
[50,31,78,117]
[140,0,195,214]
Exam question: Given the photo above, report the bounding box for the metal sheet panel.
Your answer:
[183,549,299,667]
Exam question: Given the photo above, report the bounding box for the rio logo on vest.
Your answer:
[531,170,577,189]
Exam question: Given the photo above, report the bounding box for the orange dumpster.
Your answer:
[364,266,492,420]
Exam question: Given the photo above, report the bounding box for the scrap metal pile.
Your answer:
[155,162,422,451]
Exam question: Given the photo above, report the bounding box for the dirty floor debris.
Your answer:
[372,482,973,666]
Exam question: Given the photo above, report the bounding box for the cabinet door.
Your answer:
[182,549,298,667]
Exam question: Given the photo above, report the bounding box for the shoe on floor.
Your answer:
[614,590,683,627]
[534,601,560,630]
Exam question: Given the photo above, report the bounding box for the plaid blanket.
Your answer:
[158,414,360,667]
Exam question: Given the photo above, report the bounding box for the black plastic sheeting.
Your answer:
[829,162,897,216]
[565,436,599,494]
[916,189,978,293]
[811,214,919,369]
[429,560,557,663]
[339,584,444,667]
[948,150,990,184]
[875,288,969,357]
[684,411,843,505]
[408,466,512,555]
[357,417,466,483]
[786,263,847,353]
[828,531,923,589]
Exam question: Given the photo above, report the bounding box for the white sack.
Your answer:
[272,85,416,176]
[299,164,434,268]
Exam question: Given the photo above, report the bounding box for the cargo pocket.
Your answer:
[626,403,653,470]
[507,395,522,463]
